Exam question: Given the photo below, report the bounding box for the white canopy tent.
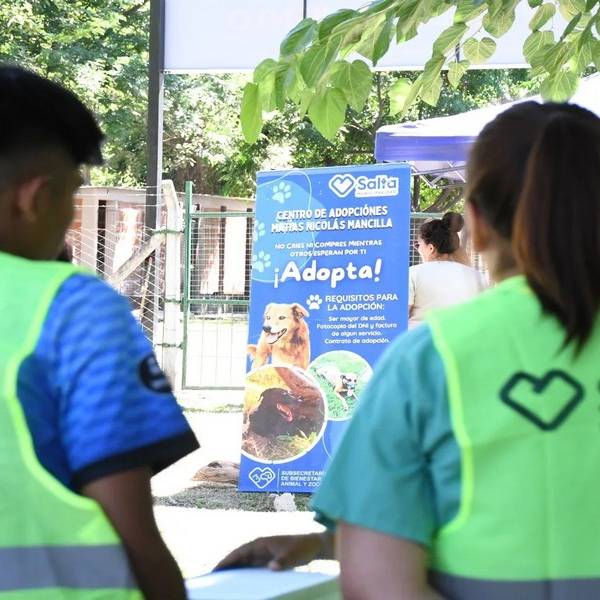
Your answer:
[164,0,567,72]
[147,0,570,214]
[374,73,600,182]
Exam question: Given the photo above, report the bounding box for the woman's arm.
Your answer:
[337,522,443,600]
[214,531,334,571]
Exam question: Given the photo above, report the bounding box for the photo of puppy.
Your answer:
[316,365,358,411]
[247,303,310,370]
[310,351,372,420]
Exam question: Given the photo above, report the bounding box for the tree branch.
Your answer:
[422,186,463,213]
[124,0,150,18]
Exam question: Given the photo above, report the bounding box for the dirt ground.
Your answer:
[151,403,335,578]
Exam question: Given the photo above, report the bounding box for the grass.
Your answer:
[154,485,313,512]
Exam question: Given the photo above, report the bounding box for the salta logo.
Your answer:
[328,173,400,199]
[328,174,356,198]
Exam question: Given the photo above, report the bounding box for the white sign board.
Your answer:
[164,0,567,73]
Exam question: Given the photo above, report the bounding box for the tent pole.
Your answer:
[412,175,421,211]
[142,0,165,338]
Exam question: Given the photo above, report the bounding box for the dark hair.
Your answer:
[56,242,73,263]
[466,101,600,348]
[419,211,464,254]
[0,65,103,186]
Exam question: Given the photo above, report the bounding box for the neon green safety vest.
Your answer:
[0,251,141,599]
[426,275,600,599]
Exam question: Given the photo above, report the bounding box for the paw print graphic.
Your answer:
[252,251,272,273]
[253,221,266,242]
[306,294,323,310]
[272,182,292,204]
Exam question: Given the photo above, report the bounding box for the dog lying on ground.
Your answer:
[316,365,358,411]
[247,388,322,438]
[248,303,310,370]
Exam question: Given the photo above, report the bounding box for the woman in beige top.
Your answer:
[409,212,486,328]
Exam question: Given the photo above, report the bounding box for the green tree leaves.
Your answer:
[433,23,468,55]
[541,70,579,100]
[307,88,347,140]
[331,60,373,111]
[448,60,470,87]
[280,19,318,56]
[241,83,263,144]
[530,3,557,30]
[523,30,556,72]
[240,0,599,142]
[388,77,413,115]
[463,37,497,63]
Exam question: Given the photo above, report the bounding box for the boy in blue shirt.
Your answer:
[0,65,197,599]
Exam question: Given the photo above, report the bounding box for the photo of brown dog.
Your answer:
[243,366,325,461]
[247,303,310,370]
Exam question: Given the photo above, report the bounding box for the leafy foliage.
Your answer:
[0,0,539,207]
[241,0,600,141]
[0,1,258,192]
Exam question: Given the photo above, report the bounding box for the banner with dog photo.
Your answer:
[239,163,411,492]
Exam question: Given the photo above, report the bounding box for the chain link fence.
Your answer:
[67,185,484,392]
[66,186,176,369]
[182,203,485,391]
[181,190,253,390]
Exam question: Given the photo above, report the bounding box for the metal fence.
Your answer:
[66,185,182,377]
[182,183,252,390]
[68,184,482,393]
[180,194,483,391]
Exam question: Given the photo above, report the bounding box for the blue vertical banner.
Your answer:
[239,163,411,492]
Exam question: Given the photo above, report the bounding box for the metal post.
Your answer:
[182,181,193,389]
[218,205,226,297]
[161,180,182,390]
[244,207,253,301]
[146,0,165,227]
[142,0,165,338]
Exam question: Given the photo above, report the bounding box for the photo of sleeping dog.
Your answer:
[248,388,321,438]
[310,351,372,420]
[243,366,325,461]
[247,303,310,371]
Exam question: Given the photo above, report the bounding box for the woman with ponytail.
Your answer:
[409,211,486,327]
[311,102,600,599]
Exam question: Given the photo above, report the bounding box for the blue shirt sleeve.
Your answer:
[311,324,460,547]
[19,273,198,489]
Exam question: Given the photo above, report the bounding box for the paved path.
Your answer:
[155,506,327,577]
[151,410,336,578]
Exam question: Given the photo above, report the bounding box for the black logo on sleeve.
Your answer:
[499,370,584,431]
[139,355,172,393]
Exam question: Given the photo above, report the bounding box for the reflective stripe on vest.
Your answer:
[426,275,600,592]
[0,546,136,591]
[431,572,600,600]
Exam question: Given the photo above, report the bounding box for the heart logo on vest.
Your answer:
[248,466,276,489]
[499,369,584,431]
[328,174,356,198]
